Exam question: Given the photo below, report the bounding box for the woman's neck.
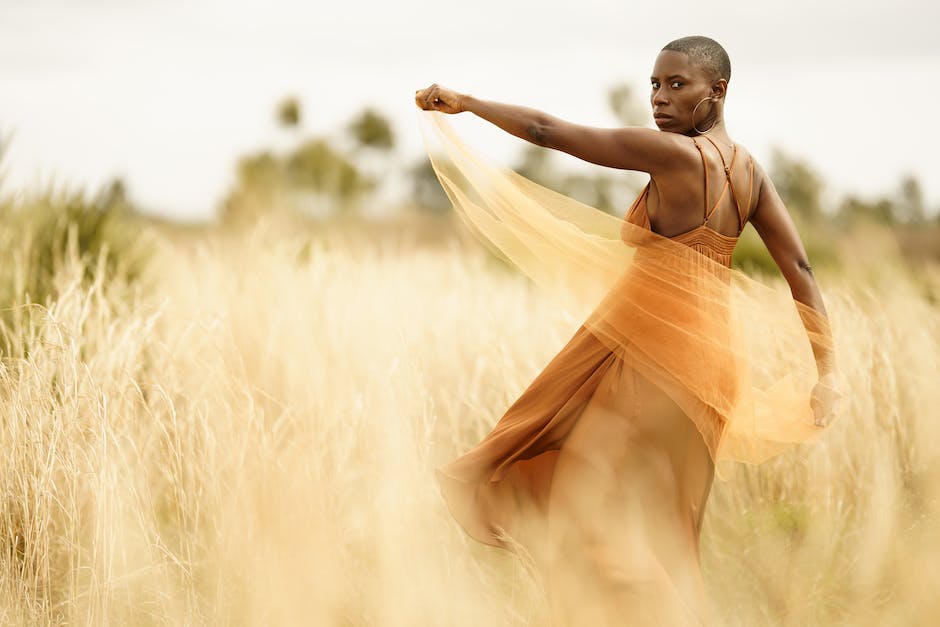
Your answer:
[687,118,730,144]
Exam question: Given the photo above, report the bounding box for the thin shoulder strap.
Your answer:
[691,138,709,221]
[702,135,738,183]
[701,135,741,225]
[743,156,755,229]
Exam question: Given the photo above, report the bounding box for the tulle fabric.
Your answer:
[420,109,838,468]
[420,109,840,623]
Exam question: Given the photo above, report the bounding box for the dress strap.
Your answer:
[701,135,740,226]
[691,138,709,222]
[743,156,755,229]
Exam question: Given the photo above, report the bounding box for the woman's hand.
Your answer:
[414,83,466,114]
[810,371,843,427]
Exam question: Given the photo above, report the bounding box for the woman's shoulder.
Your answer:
[715,139,768,188]
[734,145,768,191]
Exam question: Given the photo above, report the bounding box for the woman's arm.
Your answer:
[749,163,836,377]
[415,84,685,173]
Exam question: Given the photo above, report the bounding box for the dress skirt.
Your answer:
[435,323,716,626]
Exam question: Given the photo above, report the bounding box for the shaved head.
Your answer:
[662,36,731,83]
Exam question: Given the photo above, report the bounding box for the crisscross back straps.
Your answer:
[701,135,740,227]
[691,138,709,222]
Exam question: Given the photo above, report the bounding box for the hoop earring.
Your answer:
[691,96,719,134]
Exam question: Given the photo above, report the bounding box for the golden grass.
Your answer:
[1,216,938,625]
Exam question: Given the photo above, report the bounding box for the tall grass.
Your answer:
[1,215,938,625]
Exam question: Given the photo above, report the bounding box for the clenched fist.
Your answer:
[414,83,466,114]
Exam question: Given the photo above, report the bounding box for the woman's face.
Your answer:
[649,50,722,134]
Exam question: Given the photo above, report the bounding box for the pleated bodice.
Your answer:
[625,186,738,267]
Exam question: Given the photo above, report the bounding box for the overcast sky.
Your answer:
[1,0,938,221]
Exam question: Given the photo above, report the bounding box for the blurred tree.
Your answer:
[93,177,133,215]
[345,108,397,217]
[837,195,896,225]
[513,134,642,216]
[515,144,556,184]
[277,96,301,129]
[219,151,286,224]
[409,158,450,213]
[561,172,618,214]
[220,99,384,223]
[347,108,395,151]
[607,83,648,127]
[287,138,374,204]
[287,138,376,218]
[221,140,377,223]
[237,151,284,190]
[896,174,925,224]
[769,148,824,221]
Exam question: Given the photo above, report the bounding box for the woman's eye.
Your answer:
[671,81,682,88]
[651,81,660,89]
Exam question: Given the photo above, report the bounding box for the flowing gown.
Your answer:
[423,112,839,626]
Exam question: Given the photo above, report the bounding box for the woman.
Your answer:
[415,35,842,626]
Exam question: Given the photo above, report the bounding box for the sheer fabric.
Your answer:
[420,110,841,625]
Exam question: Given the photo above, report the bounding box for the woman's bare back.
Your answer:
[646,135,759,240]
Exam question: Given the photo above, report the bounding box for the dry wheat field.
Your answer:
[1,217,939,626]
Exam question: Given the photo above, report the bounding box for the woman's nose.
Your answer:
[652,89,668,106]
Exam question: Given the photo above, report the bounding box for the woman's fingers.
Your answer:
[415,84,446,110]
[415,83,461,113]
[422,84,436,108]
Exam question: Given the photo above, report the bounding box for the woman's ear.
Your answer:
[711,78,728,101]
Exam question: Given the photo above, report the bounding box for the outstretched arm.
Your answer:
[415,83,684,173]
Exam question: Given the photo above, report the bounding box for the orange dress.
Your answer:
[422,110,838,626]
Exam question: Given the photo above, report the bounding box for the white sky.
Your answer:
[1,0,938,221]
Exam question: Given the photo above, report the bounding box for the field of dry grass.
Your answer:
[1,216,939,625]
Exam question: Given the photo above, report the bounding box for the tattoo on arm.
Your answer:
[798,259,814,275]
[526,124,545,145]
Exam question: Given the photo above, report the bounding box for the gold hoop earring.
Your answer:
[691,96,719,134]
